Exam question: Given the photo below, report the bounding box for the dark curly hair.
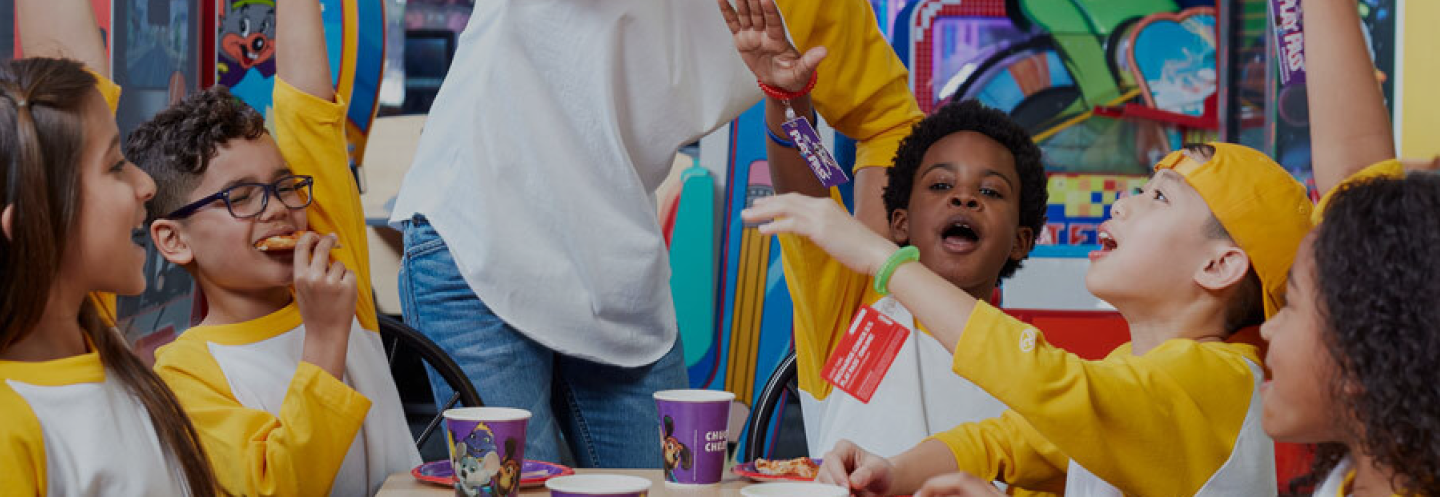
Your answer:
[1294,172,1440,496]
[883,99,1047,280]
[125,86,266,220]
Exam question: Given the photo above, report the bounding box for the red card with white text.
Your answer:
[821,305,910,403]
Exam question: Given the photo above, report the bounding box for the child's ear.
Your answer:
[1194,244,1250,291]
[1009,226,1035,262]
[888,208,910,245]
[149,219,194,265]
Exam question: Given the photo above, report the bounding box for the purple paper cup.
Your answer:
[653,389,735,485]
[544,474,652,497]
[443,407,531,497]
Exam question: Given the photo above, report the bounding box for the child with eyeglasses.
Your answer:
[125,0,420,494]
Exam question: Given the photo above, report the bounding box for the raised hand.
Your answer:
[741,193,898,276]
[818,440,897,496]
[292,232,356,378]
[716,0,827,92]
[914,472,1006,497]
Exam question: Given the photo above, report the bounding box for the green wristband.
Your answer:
[873,245,921,296]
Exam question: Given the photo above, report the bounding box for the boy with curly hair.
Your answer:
[127,0,420,494]
[721,0,1049,459]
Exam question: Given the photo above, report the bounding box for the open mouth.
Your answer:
[939,216,982,253]
[943,222,979,244]
[1098,230,1117,252]
[1091,225,1118,261]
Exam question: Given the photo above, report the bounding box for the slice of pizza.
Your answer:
[753,457,819,479]
[254,231,342,252]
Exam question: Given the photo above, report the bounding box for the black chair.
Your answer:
[377,314,483,449]
[741,350,800,462]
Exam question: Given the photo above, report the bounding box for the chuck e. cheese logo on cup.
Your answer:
[653,389,735,485]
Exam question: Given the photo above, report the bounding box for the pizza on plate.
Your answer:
[753,457,819,480]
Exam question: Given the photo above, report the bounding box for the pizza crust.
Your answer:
[254,231,339,251]
[754,457,819,479]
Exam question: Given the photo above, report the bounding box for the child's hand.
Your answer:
[716,0,827,92]
[914,472,1006,497]
[818,440,896,496]
[293,232,357,337]
[742,193,898,276]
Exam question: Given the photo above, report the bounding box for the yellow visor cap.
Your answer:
[1154,143,1313,318]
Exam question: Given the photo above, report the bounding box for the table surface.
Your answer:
[378,468,820,496]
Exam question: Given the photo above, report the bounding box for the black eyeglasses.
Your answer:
[163,175,315,220]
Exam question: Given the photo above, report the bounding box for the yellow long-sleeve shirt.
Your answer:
[777,192,1010,460]
[933,302,1274,496]
[153,78,418,496]
[777,0,924,172]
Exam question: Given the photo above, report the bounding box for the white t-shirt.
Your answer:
[390,0,760,366]
[1,350,190,496]
[797,297,1010,458]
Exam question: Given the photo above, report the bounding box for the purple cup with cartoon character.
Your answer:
[653,389,735,485]
[545,474,652,496]
[443,407,530,497]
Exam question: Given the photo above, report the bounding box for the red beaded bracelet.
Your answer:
[758,71,818,101]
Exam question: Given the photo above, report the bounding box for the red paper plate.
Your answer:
[731,458,823,482]
[411,459,574,488]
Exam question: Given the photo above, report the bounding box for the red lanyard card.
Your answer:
[821,304,910,403]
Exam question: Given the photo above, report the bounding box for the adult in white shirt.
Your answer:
[391,0,920,466]
[390,0,755,466]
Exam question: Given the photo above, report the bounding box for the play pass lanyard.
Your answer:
[821,302,910,403]
[777,101,849,188]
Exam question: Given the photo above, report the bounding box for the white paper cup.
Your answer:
[545,474,652,496]
[740,482,849,497]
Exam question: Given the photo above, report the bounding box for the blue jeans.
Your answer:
[398,216,688,468]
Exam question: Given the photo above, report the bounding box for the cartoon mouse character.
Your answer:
[216,0,277,88]
[490,439,523,497]
[659,415,692,482]
[452,429,501,497]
